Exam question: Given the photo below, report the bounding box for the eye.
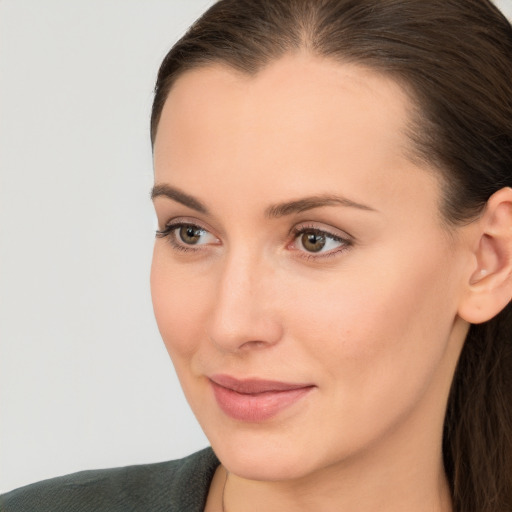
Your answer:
[156,221,219,250]
[290,225,352,257]
[177,225,208,245]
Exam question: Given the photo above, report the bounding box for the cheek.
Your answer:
[264,244,461,466]
[286,241,460,418]
[150,247,211,360]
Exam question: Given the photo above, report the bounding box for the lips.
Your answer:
[209,374,315,422]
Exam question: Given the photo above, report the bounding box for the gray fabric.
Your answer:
[0,447,220,512]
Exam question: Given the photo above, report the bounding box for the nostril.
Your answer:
[239,339,268,350]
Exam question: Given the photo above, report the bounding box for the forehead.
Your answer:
[155,53,413,152]
[153,53,437,216]
[154,53,415,161]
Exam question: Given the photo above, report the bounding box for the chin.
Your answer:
[219,445,314,482]
[205,424,329,482]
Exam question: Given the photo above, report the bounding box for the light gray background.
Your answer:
[1,0,512,493]
[0,0,214,492]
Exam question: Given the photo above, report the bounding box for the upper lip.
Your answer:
[209,374,315,394]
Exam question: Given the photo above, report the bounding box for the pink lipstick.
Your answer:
[209,375,314,422]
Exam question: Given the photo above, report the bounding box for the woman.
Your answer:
[3,0,512,511]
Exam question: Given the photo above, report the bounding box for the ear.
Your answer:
[458,187,512,324]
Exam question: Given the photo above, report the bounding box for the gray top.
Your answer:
[1,447,220,512]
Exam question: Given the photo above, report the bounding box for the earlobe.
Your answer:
[458,187,512,324]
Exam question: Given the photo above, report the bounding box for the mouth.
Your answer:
[209,374,315,422]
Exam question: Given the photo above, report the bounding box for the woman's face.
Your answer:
[151,54,472,481]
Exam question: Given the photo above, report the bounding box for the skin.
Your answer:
[150,53,501,511]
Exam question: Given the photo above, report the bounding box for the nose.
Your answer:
[205,251,283,353]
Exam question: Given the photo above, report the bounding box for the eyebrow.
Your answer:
[265,195,376,218]
[151,183,376,217]
[151,184,209,214]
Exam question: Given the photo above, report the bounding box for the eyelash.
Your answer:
[155,221,353,259]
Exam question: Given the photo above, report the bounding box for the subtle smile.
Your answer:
[209,375,316,422]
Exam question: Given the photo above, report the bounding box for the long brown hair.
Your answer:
[150,1,512,510]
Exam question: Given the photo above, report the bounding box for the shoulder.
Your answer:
[0,447,219,512]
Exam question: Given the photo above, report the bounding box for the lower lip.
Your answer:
[210,381,313,422]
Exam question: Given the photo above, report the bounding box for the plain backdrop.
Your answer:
[0,0,214,492]
[1,0,512,493]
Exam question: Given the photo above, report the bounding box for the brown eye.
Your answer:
[179,225,204,244]
[292,226,350,257]
[301,231,326,253]
[156,221,219,250]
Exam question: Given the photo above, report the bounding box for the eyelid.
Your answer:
[157,216,217,235]
[290,221,354,241]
